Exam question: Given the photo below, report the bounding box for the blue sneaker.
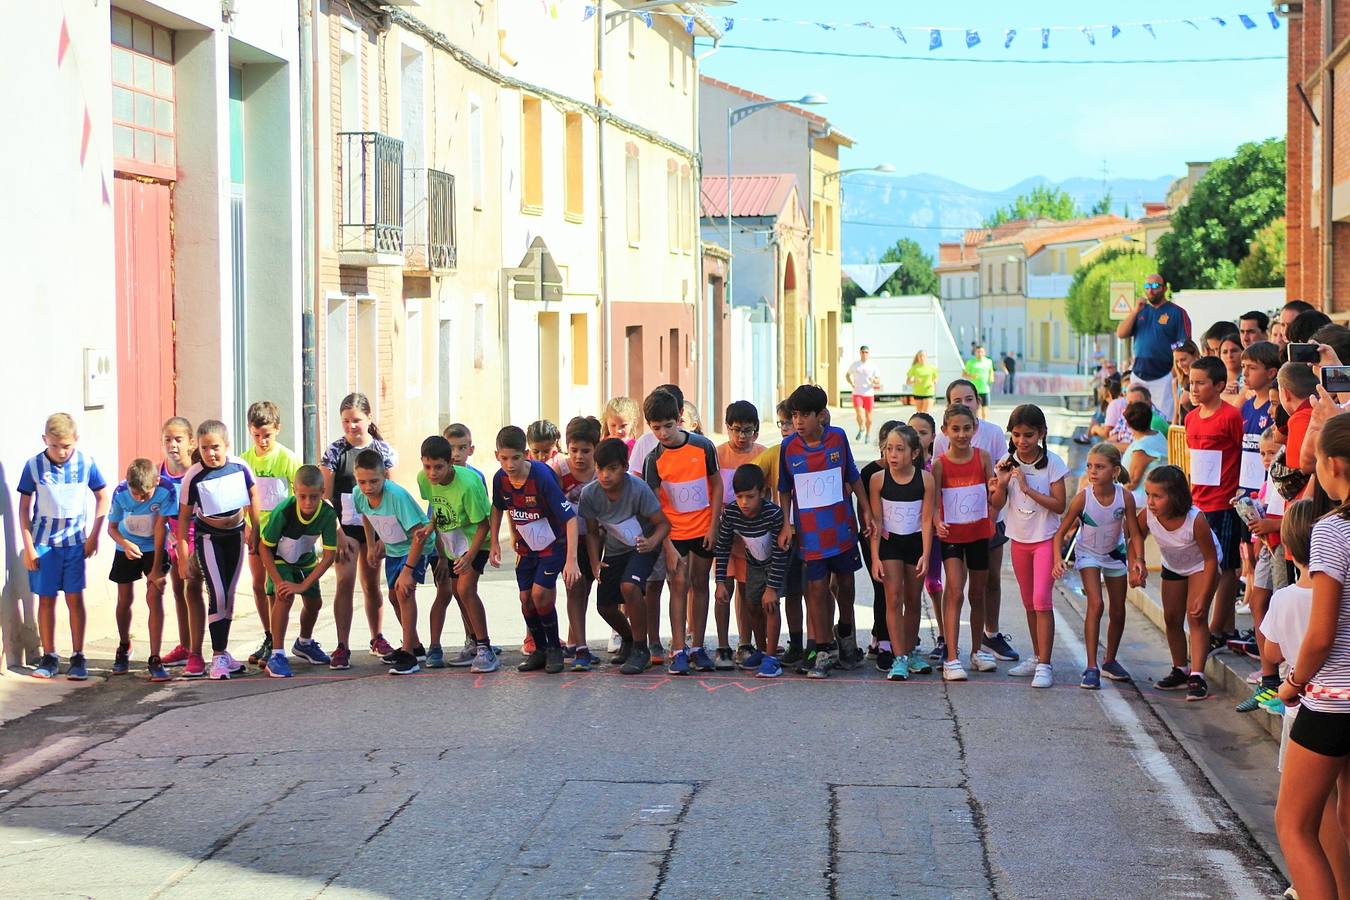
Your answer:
[690,647,715,672]
[32,653,60,679]
[112,645,130,675]
[66,653,88,681]
[1101,660,1132,682]
[1080,667,1101,690]
[740,649,764,670]
[425,645,446,668]
[887,657,909,681]
[668,649,691,675]
[266,652,293,678]
[756,654,782,678]
[146,656,172,683]
[1260,693,1287,716]
[571,647,594,672]
[292,639,330,666]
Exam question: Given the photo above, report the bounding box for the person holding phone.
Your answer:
[1117,274,1191,422]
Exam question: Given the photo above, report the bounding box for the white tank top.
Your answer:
[1146,507,1217,576]
[1076,485,1126,556]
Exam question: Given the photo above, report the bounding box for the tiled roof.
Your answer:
[700,76,856,146]
[700,174,800,218]
[982,215,1138,259]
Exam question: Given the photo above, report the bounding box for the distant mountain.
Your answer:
[842,173,1177,263]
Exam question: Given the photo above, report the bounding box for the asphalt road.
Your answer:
[0,400,1289,898]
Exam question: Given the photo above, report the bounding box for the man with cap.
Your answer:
[1116,274,1191,421]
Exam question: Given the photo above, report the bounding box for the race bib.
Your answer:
[37,481,87,519]
[366,513,409,547]
[720,468,737,504]
[942,484,987,525]
[121,512,157,539]
[339,492,360,526]
[277,534,319,565]
[793,468,844,511]
[742,531,774,563]
[197,471,249,517]
[663,477,710,514]
[438,529,470,559]
[254,476,290,512]
[1189,449,1222,487]
[1239,451,1266,492]
[607,516,644,547]
[517,517,557,552]
[882,499,922,536]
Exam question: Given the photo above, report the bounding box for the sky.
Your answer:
[695,1,1287,193]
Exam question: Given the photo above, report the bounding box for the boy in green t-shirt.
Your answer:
[241,401,303,666]
[962,346,996,418]
[417,435,497,673]
[258,465,339,678]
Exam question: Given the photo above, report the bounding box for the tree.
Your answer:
[842,239,938,322]
[1089,190,1114,217]
[1065,247,1158,336]
[1236,216,1286,288]
[1155,137,1286,289]
[984,184,1081,227]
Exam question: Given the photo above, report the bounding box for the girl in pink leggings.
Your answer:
[990,405,1069,689]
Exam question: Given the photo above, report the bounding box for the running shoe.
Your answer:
[563,644,577,662]
[470,646,500,674]
[929,638,947,663]
[329,646,351,670]
[544,646,565,673]
[795,649,817,676]
[755,654,782,678]
[449,640,476,667]
[1008,656,1039,677]
[209,654,233,680]
[1227,633,1257,657]
[112,644,131,676]
[855,429,865,441]
[1234,600,1252,616]
[183,652,206,678]
[875,649,895,673]
[517,650,547,672]
[1246,669,1263,685]
[1101,660,1132,682]
[714,647,735,671]
[621,647,651,676]
[1260,694,1286,716]
[1208,631,1238,654]
[907,651,933,675]
[292,639,330,666]
[388,650,420,675]
[735,644,755,668]
[160,644,189,667]
[887,657,909,681]
[31,653,59,679]
[1186,674,1209,702]
[667,649,691,676]
[571,647,594,672]
[982,632,1020,662]
[522,633,537,656]
[66,653,88,681]
[611,639,633,666]
[608,631,624,653]
[381,647,401,665]
[780,645,804,667]
[247,636,272,667]
[1080,667,1101,690]
[942,659,968,682]
[370,635,395,657]
[411,643,427,662]
[835,627,862,669]
[648,642,667,665]
[740,649,765,670]
[1031,663,1053,689]
[221,651,245,674]
[425,645,446,669]
[146,656,171,683]
[691,647,716,672]
[1154,667,1189,691]
[266,652,293,678]
[1236,686,1278,713]
[970,650,998,673]
[807,650,834,679]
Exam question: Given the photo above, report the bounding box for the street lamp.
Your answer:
[822,163,896,184]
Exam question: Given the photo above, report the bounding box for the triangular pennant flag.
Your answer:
[1183,19,1199,30]
[80,107,91,166]
[101,172,111,207]
[1270,11,1281,29]
[1041,28,1050,49]
[57,18,70,66]
[1004,28,1016,48]
[582,4,595,21]
[1212,17,1227,26]
[816,22,836,31]
[854,21,875,29]
[1110,25,1121,38]
[965,29,980,48]
[722,17,734,32]
[637,11,652,27]
[890,26,907,43]
[1143,23,1155,39]
[681,14,693,34]
[1239,14,1256,29]
[1081,25,1095,45]
[929,28,942,50]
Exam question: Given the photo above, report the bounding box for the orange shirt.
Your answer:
[642,431,719,540]
[716,441,766,504]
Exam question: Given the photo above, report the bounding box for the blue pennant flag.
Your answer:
[1041,28,1050,49]
[1270,11,1281,29]
[816,22,836,31]
[1110,25,1121,38]
[1239,14,1256,29]
[681,14,693,34]
[1004,28,1017,49]
[890,26,907,43]
[722,17,734,32]
[965,29,980,48]
[1081,25,1095,46]
[929,28,942,51]
[582,4,595,21]
[855,21,875,29]
[637,10,652,27]
[1212,17,1227,26]
[1143,23,1155,39]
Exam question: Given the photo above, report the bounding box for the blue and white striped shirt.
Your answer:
[17,449,107,548]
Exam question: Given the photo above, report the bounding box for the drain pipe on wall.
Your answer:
[1324,0,1335,308]
[595,4,611,398]
[299,0,319,461]
[694,33,720,417]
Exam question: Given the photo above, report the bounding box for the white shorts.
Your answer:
[1253,544,1275,592]
[1075,548,1128,578]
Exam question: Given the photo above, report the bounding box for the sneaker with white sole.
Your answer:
[942,659,968,681]
[981,632,1020,662]
[608,630,624,653]
[449,640,476,667]
[1031,663,1053,688]
[470,646,499,673]
[1008,656,1040,677]
[209,654,232,680]
[970,650,997,673]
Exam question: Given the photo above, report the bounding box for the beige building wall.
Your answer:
[810,140,843,402]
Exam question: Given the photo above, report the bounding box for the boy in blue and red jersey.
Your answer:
[776,384,874,678]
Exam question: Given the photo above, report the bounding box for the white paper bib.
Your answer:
[793,468,844,510]
[663,477,710,514]
[882,499,922,536]
[742,531,774,563]
[607,516,644,547]
[254,476,290,512]
[38,481,86,519]
[197,471,249,517]
[277,533,319,564]
[517,517,557,552]
[1189,449,1222,487]
[942,483,987,525]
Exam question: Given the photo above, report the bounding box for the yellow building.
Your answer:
[810,134,855,404]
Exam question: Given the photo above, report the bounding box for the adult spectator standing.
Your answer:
[845,345,881,441]
[1002,353,1017,394]
[1117,273,1191,421]
[963,345,996,418]
[1239,311,1270,348]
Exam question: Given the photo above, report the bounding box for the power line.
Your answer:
[706,43,1285,65]
[842,218,1148,232]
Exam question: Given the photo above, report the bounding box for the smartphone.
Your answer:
[1288,342,1319,364]
[1322,365,1350,393]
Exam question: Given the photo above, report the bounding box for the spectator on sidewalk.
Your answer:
[1117,274,1191,422]
[845,345,881,441]
[1002,353,1017,394]
[962,346,996,417]
[1239,310,1270,348]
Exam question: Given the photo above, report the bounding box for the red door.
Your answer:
[113,174,175,466]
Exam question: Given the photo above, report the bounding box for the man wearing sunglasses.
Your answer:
[1116,274,1191,421]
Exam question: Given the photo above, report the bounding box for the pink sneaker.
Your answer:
[161,645,189,667]
[182,652,206,678]
[220,651,245,674]
[370,635,394,657]
[329,646,351,670]
[208,654,232,680]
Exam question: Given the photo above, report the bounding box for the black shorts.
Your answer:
[911,394,933,401]
[1291,706,1350,757]
[596,550,660,606]
[576,540,596,582]
[342,523,366,544]
[988,519,1009,551]
[432,549,489,586]
[671,537,713,559]
[1203,508,1242,572]
[879,532,923,566]
[1160,566,1189,582]
[109,549,169,584]
[940,538,989,571]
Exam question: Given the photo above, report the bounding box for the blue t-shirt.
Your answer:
[109,478,179,553]
[777,425,861,561]
[17,449,107,549]
[1240,396,1275,494]
[492,460,575,557]
[354,480,432,559]
[1126,300,1191,381]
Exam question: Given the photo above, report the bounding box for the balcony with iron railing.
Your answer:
[404,167,457,273]
[338,131,404,266]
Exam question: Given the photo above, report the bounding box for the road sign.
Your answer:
[512,235,564,302]
[1109,281,1135,320]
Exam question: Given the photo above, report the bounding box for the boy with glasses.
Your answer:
[715,401,765,667]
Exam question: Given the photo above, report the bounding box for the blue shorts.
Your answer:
[804,547,862,583]
[30,544,87,596]
[596,550,660,606]
[384,553,430,593]
[516,546,566,593]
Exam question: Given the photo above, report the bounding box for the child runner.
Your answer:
[158,416,195,667]
[909,412,945,661]
[715,465,789,677]
[106,458,177,681]
[860,421,902,671]
[354,449,434,676]
[526,420,561,463]
[321,392,397,669]
[932,403,995,681]
[579,437,671,675]
[868,424,934,681]
[991,405,1069,689]
[757,401,807,667]
[551,416,600,670]
[716,401,766,668]
[257,465,339,677]
[1053,443,1144,689]
[776,384,873,679]
[20,413,109,680]
[1138,465,1220,701]
[629,383,687,664]
[420,435,497,673]
[490,426,581,675]
[601,396,640,453]
[442,423,498,663]
[240,400,303,667]
[1237,427,1290,713]
[177,420,260,680]
[682,401,704,436]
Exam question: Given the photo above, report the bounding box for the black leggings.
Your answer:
[858,536,888,643]
[197,527,245,652]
